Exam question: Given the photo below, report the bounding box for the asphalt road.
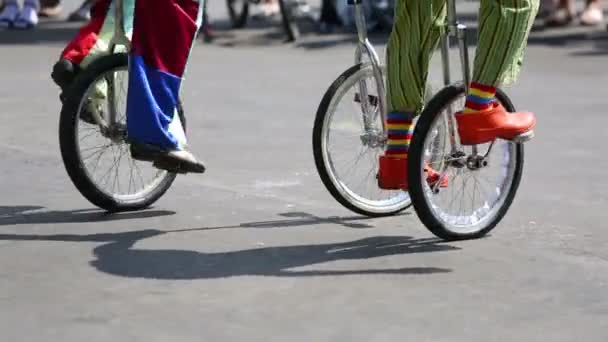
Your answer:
[0,1,607,341]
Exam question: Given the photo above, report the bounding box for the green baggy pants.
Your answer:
[386,0,539,113]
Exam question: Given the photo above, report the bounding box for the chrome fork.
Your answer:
[104,0,130,132]
[350,0,386,134]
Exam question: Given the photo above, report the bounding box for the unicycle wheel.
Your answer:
[313,63,411,217]
[59,53,186,212]
[407,83,524,240]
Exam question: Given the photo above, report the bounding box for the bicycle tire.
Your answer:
[313,63,411,217]
[407,83,524,240]
[59,53,186,212]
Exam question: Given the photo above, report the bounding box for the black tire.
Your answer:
[407,83,524,240]
[227,0,249,28]
[59,53,186,212]
[313,63,411,217]
[278,0,300,42]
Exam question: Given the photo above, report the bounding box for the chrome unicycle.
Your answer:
[312,1,410,217]
[406,0,527,240]
[58,0,187,212]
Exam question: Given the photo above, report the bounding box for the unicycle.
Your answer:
[312,0,410,217]
[313,0,437,217]
[314,0,528,240]
[406,0,528,240]
[58,0,187,212]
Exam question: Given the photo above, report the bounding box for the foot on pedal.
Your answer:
[130,142,205,174]
[456,104,536,145]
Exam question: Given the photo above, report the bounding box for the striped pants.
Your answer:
[60,0,203,150]
[386,0,539,113]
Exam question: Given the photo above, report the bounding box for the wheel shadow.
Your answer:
[0,206,176,225]
[0,212,456,279]
[185,211,384,231]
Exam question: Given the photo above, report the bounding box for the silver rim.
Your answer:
[75,65,173,203]
[420,94,518,234]
[321,64,410,214]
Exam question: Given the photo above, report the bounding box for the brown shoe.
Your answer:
[130,142,205,174]
[39,0,62,18]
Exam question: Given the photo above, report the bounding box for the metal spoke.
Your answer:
[318,64,409,214]
[419,93,519,234]
[70,64,176,204]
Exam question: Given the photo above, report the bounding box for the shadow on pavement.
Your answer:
[0,21,81,45]
[173,211,385,230]
[0,212,455,279]
[0,206,176,225]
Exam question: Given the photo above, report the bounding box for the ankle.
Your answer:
[463,82,497,114]
[385,111,414,158]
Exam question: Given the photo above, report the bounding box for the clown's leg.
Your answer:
[126,0,205,173]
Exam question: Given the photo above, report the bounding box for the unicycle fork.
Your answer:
[351,0,386,134]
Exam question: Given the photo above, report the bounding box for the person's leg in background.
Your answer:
[0,0,39,29]
[126,0,205,173]
[14,0,39,29]
[68,0,96,22]
[543,0,575,27]
[200,1,214,43]
[380,0,446,190]
[580,0,603,26]
[38,0,61,18]
[51,0,113,92]
[0,0,20,27]
[318,0,341,33]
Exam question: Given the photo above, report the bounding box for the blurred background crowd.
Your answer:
[0,0,606,35]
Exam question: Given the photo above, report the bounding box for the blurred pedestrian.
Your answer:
[318,0,342,33]
[39,0,96,22]
[67,0,93,21]
[259,0,279,16]
[580,0,602,25]
[39,0,61,18]
[544,0,603,27]
[0,0,40,29]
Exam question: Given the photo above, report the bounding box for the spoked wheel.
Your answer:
[59,53,186,212]
[227,0,250,28]
[313,63,411,217]
[408,83,524,240]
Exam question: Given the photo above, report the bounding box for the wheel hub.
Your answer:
[359,130,386,148]
[466,155,488,170]
[102,123,127,143]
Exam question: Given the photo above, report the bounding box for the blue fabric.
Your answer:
[466,94,495,104]
[126,55,181,149]
[386,145,409,151]
[387,111,415,120]
[387,129,410,135]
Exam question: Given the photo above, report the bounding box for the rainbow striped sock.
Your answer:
[385,112,414,158]
[464,82,497,114]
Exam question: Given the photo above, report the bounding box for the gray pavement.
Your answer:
[1,1,608,341]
